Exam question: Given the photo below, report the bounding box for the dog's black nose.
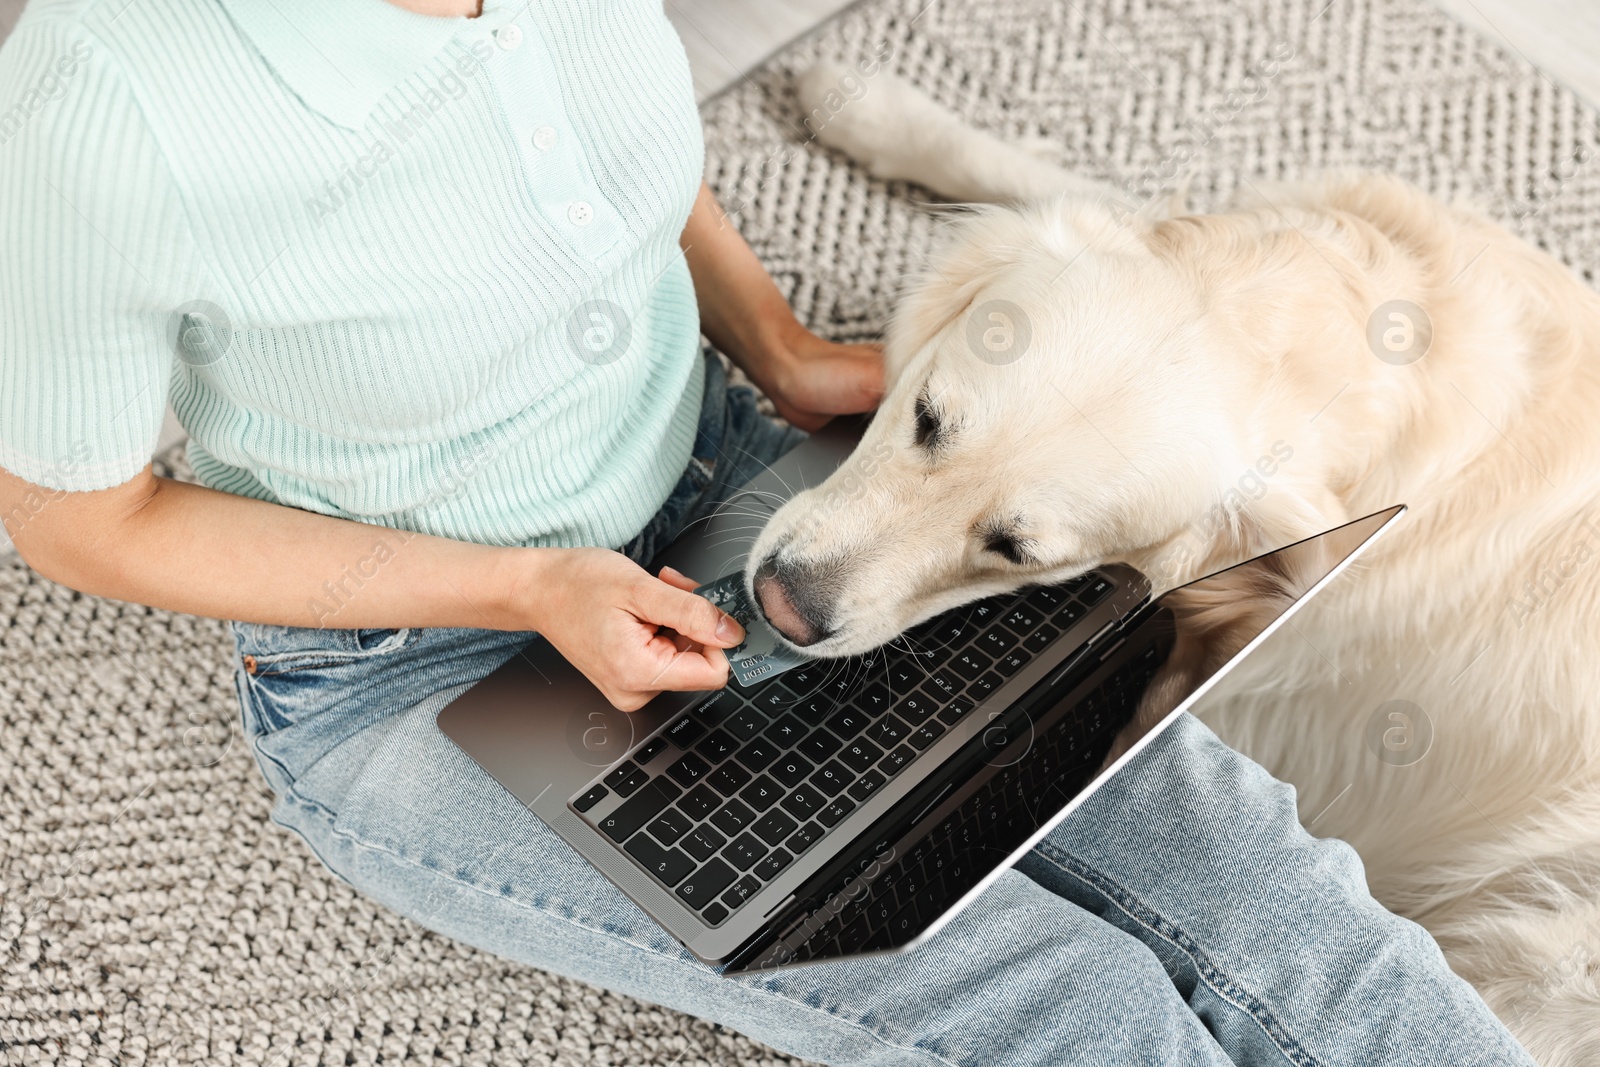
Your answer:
[753,555,832,647]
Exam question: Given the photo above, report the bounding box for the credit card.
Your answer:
[694,572,813,687]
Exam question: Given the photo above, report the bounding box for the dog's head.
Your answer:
[749,197,1353,655]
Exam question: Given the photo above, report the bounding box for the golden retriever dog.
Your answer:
[745,64,1600,1063]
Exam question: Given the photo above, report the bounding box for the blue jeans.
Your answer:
[230,352,1533,1066]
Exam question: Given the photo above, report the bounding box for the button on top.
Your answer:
[494,23,523,50]
[532,125,558,151]
[567,200,594,226]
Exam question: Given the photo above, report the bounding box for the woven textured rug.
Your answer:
[6,0,1600,1063]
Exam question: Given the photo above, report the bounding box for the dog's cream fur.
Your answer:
[750,65,1600,1062]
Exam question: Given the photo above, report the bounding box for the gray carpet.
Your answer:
[6,0,1600,1063]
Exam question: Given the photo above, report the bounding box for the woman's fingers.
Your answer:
[643,635,729,693]
[633,573,744,648]
[657,564,700,592]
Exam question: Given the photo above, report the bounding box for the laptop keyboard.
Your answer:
[768,637,1168,965]
[571,571,1118,927]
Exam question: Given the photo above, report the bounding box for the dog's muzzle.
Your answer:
[752,554,835,647]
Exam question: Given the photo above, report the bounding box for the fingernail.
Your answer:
[716,614,744,644]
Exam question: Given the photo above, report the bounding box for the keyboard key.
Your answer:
[696,730,738,763]
[785,822,824,854]
[739,775,783,811]
[894,691,938,725]
[797,728,843,763]
[1055,600,1086,626]
[1026,584,1068,611]
[837,738,885,773]
[967,672,1004,700]
[1081,576,1113,605]
[603,761,649,797]
[634,737,668,765]
[624,834,695,887]
[951,650,991,680]
[1022,623,1061,653]
[923,614,975,648]
[866,893,897,928]
[597,778,680,842]
[723,833,769,871]
[993,649,1029,676]
[780,783,826,820]
[722,874,762,908]
[887,902,921,940]
[922,673,960,700]
[752,808,799,846]
[573,784,608,812]
[646,808,693,846]
[864,716,910,748]
[908,721,945,750]
[763,714,807,746]
[968,599,1006,627]
[768,753,814,787]
[667,752,711,787]
[752,683,800,713]
[878,746,914,776]
[723,708,765,742]
[735,737,781,772]
[683,823,729,861]
[809,760,850,796]
[603,760,638,789]
[896,645,940,671]
[853,686,894,716]
[791,695,833,723]
[676,859,737,909]
[678,785,720,821]
[782,665,827,696]
[885,658,923,692]
[1002,605,1043,634]
[937,697,976,726]
[710,799,757,836]
[701,902,729,925]
[753,848,794,881]
[976,627,1016,658]
[847,769,887,803]
[825,707,871,739]
[664,715,704,747]
[691,690,739,728]
[820,673,856,703]
[817,797,856,828]
[707,762,752,795]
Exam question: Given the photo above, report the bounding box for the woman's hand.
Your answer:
[679,182,886,431]
[523,549,745,711]
[759,322,886,432]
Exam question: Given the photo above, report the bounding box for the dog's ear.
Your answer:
[881,207,1015,389]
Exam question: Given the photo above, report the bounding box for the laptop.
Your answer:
[437,415,1404,971]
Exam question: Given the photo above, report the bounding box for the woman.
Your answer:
[0,0,1535,1062]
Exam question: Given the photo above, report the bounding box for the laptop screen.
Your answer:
[726,505,1404,971]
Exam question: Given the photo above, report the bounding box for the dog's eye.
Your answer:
[983,530,1031,565]
[914,392,943,449]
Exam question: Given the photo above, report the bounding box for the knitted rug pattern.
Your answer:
[5,0,1598,1063]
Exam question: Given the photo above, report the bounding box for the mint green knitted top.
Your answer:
[0,0,707,550]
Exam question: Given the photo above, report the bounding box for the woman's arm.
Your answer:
[1,185,875,711]
[0,464,742,709]
[680,182,884,429]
